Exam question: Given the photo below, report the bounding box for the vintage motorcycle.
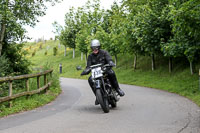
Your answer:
[81,64,119,113]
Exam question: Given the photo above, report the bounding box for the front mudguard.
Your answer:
[94,79,101,89]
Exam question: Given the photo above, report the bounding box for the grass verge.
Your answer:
[0,69,61,118]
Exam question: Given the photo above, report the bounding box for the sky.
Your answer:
[25,0,116,42]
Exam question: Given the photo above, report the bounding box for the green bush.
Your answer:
[39,44,42,49]
[44,50,48,55]
[53,47,57,56]
[0,55,9,77]
[32,50,36,57]
[2,42,31,76]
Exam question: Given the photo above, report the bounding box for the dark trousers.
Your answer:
[88,69,120,95]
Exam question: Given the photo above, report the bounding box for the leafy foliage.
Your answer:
[0,0,61,76]
[0,55,9,77]
[2,42,31,75]
[54,0,200,74]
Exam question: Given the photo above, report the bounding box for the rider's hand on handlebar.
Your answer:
[109,61,116,67]
[81,68,91,76]
[80,71,86,76]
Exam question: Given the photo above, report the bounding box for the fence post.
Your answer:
[44,74,47,85]
[50,71,52,78]
[26,79,30,99]
[37,76,40,89]
[9,80,13,107]
[26,79,29,92]
[44,74,47,93]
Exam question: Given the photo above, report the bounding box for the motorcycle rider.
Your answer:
[81,39,125,104]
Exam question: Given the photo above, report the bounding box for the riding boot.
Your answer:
[107,69,125,97]
[111,80,125,97]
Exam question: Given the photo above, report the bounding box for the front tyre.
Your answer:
[96,89,109,113]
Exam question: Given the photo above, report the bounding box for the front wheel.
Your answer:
[96,89,109,113]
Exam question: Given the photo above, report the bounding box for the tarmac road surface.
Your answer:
[0,78,200,133]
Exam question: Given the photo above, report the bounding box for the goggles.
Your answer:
[91,46,100,51]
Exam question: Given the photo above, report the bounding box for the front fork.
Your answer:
[93,77,107,96]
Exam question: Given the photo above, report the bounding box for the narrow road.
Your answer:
[0,78,200,133]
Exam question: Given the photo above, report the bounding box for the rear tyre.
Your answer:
[96,89,109,113]
[110,90,117,108]
[110,99,117,108]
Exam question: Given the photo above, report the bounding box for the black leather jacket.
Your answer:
[86,49,114,68]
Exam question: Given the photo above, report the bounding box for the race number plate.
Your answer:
[92,67,103,78]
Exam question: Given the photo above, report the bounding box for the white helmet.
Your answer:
[91,39,100,50]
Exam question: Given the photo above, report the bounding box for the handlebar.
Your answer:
[81,64,113,76]
[89,64,112,68]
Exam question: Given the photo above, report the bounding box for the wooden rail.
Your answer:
[0,69,53,104]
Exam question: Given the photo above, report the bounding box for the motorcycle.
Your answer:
[81,64,119,113]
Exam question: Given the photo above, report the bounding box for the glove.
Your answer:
[109,61,116,67]
[81,68,91,76]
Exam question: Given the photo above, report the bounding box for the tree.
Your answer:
[104,2,125,67]
[0,0,61,56]
[52,21,66,55]
[59,29,69,57]
[75,7,90,64]
[75,0,105,64]
[0,0,61,76]
[121,0,147,69]
[167,0,200,74]
[63,7,82,59]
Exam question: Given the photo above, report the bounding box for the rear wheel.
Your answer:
[110,90,117,108]
[110,99,117,108]
[96,89,109,113]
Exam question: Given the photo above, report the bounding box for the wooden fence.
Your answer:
[0,69,53,104]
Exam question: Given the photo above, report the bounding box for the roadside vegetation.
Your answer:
[0,68,61,118]
[0,0,62,117]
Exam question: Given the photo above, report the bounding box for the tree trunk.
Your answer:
[85,53,88,66]
[152,54,155,71]
[73,48,75,58]
[134,54,137,70]
[169,57,172,73]
[64,46,67,56]
[190,61,194,75]
[0,24,6,56]
[114,55,117,68]
[81,52,83,61]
